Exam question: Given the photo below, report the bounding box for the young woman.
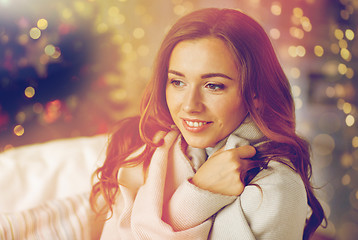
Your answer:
[90,8,326,239]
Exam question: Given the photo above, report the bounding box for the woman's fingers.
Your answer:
[236,145,256,159]
[192,144,257,196]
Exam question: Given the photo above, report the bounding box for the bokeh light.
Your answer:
[313,134,336,156]
[44,44,56,56]
[24,87,35,98]
[29,27,41,39]
[314,45,324,57]
[345,29,355,40]
[37,18,48,30]
[269,28,280,39]
[346,114,355,127]
[271,2,282,16]
[13,125,24,137]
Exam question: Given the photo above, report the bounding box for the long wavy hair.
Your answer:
[90,8,326,239]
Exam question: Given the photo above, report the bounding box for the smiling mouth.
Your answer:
[182,119,212,132]
[185,120,208,127]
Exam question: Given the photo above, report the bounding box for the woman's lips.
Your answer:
[182,119,212,133]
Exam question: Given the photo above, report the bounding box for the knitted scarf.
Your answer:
[187,115,265,171]
[101,115,267,240]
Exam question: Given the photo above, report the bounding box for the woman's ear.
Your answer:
[253,95,260,109]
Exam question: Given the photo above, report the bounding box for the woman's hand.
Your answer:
[191,145,256,196]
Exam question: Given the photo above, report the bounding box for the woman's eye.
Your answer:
[205,83,225,91]
[170,79,185,87]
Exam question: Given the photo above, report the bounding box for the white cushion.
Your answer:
[0,135,108,213]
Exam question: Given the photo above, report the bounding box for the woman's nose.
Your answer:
[182,87,204,113]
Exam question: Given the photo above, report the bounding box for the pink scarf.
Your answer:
[101,131,229,239]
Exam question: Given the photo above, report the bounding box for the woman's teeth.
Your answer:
[186,121,207,127]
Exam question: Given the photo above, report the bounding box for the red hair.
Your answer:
[90,8,325,238]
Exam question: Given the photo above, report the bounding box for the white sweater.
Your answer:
[100,129,308,239]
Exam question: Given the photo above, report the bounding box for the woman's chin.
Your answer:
[183,137,215,149]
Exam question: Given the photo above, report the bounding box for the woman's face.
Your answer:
[165,37,247,148]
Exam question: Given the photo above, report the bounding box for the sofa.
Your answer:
[0,134,108,239]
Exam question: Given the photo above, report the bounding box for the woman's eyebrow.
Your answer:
[168,70,185,77]
[168,70,233,80]
[201,73,233,80]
